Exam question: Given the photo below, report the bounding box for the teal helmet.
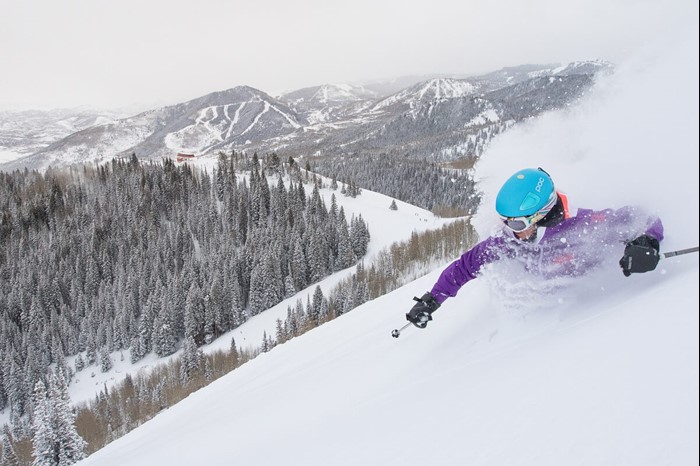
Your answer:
[495,168,556,218]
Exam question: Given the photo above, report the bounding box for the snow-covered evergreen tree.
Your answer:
[350,214,370,258]
[31,371,86,466]
[98,347,112,373]
[180,336,202,384]
[2,425,21,466]
[230,336,240,367]
[33,404,56,465]
[335,215,354,270]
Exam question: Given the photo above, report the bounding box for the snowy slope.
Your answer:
[75,263,699,466]
[371,78,479,113]
[76,28,698,466]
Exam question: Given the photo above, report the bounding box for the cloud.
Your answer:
[1,0,697,111]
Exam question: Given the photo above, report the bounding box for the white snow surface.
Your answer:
[73,29,698,466]
[372,78,478,111]
[313,83,364,103]
[0,149,24,163]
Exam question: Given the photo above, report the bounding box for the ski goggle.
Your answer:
[499,191,558,232]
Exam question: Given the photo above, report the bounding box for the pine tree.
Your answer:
[184,282,204,344]
[204,358,213,382]
[294,298,306,331]
[309,286,324,324]
[2,426,20,466]
[261,253,283,310]
[307,227,328,283]
[32,379,54,466]
[350,215,371,258]
[335,215,354,270]
[73,353,85,373]
[180,336,202,384]
[228,275,244,328]
[230,337,240,367]
[247,259,265,316]
[283,273,296,298]
[151,302,177,357]
[275,318,286,344]
[215,152,228,201]
[84,330,97,366]
[99,347,112,373]
[261,331,271,353]
[51,371,86,465]
[6,359,25,418]
[290,237,308,292]
[355,279,371,306]
[208,276,227,338]
[31,371,86,466]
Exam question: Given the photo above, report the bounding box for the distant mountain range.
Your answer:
[0,61,612,172]
[0,108,125,161]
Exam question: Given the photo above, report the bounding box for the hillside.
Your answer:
[73,28,698,466]
[75,262,699,466]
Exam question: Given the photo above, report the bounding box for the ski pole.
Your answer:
[661,246,699,259]
[391,322,412,338]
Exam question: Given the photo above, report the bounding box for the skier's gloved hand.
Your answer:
[619,234,660,277]
[406,292,441,328]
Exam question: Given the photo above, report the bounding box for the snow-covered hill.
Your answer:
[279,83,379,124]
[0,107,124,162]
[5,87,303,171]
[371,77,480,112]
[75,259,699,466]
[75,28,698,466]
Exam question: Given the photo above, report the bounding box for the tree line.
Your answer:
[308,152,481,217]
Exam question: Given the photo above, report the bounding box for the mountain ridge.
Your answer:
[0,61,613,172]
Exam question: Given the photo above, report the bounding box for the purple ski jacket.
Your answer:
[430,206,664,304]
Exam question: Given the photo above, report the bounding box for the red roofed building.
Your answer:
[176,153,196,163]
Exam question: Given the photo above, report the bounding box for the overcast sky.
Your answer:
[1,0,697,111]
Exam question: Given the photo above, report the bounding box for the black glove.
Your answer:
[406,292,441,328]
[619,234,660,277]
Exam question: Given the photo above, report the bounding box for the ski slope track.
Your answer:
[76,261,699,466]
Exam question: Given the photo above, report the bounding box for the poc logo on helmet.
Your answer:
[535,177,545,193]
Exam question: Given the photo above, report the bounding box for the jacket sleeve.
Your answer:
[592,206,664,244]
[643,215,664,243]
[430,236,505,304]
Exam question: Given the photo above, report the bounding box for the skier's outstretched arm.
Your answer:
[407,238,504,328]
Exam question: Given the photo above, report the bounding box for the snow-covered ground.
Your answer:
[75,25,698,466]
[0,149,24,163]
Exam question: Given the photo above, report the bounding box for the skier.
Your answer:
[406,167,664,328]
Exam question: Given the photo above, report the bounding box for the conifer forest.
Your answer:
[0,152,371,423]
[0,150,483,464]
